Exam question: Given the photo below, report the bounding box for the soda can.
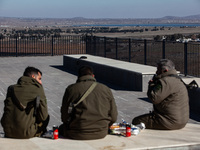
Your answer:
[126,124,131,137]
[53,125,59,139]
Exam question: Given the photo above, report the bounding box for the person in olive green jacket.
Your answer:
[132,59,189,130]
[60,66,118,140]
[1,66,49,139]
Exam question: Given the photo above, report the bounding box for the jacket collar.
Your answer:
[17,76,41,87]
[156,69,178,79]
[76,75,96,83]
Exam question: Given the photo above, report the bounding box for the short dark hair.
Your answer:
[78,66,93,77]
[23,66,42,77]
[157,59,175,71]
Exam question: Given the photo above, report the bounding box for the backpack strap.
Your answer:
[168,74,199,89]
[66,82,97,128]
[73,82,97,107]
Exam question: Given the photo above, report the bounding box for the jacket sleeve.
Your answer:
[1,86,13,126]
[108,89,118,126]
[61,88,71,123]
[36,87,48,122]
[147,79,171,104]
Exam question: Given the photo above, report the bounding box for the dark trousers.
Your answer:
[36,115,50,136]
[132,112,168,130]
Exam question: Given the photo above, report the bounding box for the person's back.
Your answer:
[1,66,49,139]
[149,69,189,129]
[132,59,189,130]
[60,66,118,140]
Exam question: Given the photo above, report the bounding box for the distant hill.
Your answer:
[161,14,200,20]
[1,14,200,28]
[183,14,200,20]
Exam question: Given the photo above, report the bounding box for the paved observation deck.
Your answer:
[0,55,200,150]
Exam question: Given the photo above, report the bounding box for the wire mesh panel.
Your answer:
[187,43,200,77]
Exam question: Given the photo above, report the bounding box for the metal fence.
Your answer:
[86,36,200,77]
[0,35,86,57]
[1,35,200,77]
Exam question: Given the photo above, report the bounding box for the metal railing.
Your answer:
[1,35,200,77]
[86,36,200,77]
[0,35,86,57]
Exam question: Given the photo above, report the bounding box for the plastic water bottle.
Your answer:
[136,122,145,130]
[131,122,145,136]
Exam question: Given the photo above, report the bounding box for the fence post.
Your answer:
[144,39,147,65]
[0,38,1,56]
[51,36,54,56]
[85,35,88,54]
[16,36,18,57]
[129,38,131,62]
[104,37,106,57]
[116,37,118,59]
[162,39,165,59]
[93,36,96,55]
[184,42,188,76]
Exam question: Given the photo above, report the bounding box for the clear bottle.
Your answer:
[131,122,145,136]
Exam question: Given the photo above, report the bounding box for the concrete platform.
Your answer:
[0,55,200,150]
[1,123,200,150]
[63,54,157,92]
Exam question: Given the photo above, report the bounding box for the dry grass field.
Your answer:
[90,26,200,39]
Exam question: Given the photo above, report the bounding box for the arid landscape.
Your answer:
[1,15,200,40]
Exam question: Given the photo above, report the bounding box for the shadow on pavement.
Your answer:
[50,65,200,123]
[50,65,128,91]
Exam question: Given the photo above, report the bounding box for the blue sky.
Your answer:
[0,0,200,19]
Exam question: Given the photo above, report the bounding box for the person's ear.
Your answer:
[31,74,35,79]
[163,69,168,72]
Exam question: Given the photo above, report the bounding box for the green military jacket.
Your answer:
[1,76,48,139]
[61,75,118,140]
[147,69,189,129]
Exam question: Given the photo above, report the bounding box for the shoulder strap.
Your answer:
[168,74,199,89]
[73,82,97,107]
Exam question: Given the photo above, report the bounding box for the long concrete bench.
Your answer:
[63,54,157,92]
[1,123,200,150]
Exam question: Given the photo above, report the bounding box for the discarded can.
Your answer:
[53,125,59,139]
[126,124,131,137]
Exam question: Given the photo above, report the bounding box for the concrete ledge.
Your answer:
[63,54,156,91]
[1,123,200,150]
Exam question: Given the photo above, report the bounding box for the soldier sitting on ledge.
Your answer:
[59,66,118,140]
[132,59,189,130]
[1,66,49,139]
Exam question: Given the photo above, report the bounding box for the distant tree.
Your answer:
[53,33,61,37]
[0,33,4,39]
[154,35,162,41]
[166,34,183,41]
[191,34,196,40]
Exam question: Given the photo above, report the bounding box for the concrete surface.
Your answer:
[63,54,157,92]
[0,55,200,150]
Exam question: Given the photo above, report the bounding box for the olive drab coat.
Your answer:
[147,69,189,129]
[61,75,118,140]
[1,76,48,139]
